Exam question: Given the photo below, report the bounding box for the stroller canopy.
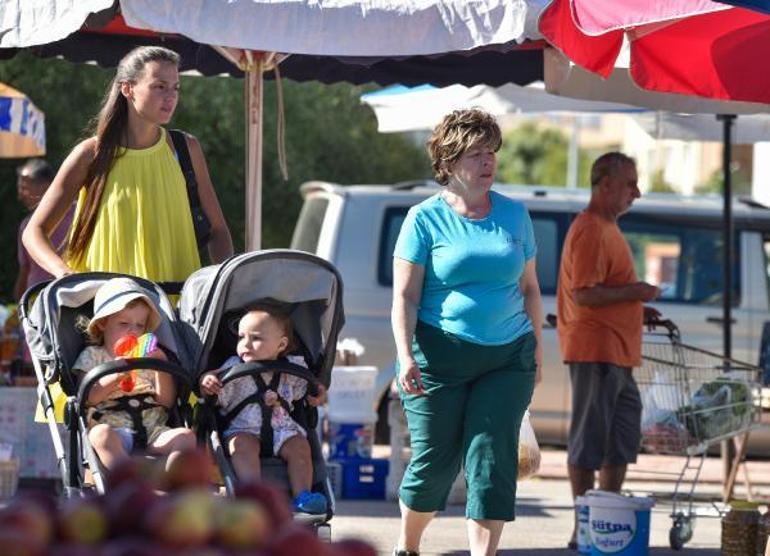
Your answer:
[179,250,345,388]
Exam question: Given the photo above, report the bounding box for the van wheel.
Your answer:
[375,393,390,445]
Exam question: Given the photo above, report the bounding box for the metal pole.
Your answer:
[717,113,736,487]
[718,114,735,360]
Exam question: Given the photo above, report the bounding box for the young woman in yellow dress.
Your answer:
[23,46,233,282]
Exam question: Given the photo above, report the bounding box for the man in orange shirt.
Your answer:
[557,152,661,550]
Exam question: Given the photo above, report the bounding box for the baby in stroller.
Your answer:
[200,305,328,514]
[73,277,196,469]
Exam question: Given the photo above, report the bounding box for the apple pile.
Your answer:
[0,448,376,556]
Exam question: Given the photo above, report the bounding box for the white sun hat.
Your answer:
[88,277,162,337]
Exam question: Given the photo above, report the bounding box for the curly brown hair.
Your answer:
[427,108,502,186]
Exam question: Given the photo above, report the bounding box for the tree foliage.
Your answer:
[0,51,429,299]
[497,121,592,187]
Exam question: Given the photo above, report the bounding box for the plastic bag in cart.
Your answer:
[681,375,751,441]
[640,371,690,453]
[518,410,540,480]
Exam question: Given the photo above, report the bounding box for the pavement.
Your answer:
[329,446,770,555]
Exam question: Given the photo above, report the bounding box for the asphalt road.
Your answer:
[332,478,724,555]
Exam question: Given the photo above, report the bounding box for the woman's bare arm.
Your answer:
[22,138,96,278]
[391,258,425,395]
[519,258,544,385]
[186,133,234,262]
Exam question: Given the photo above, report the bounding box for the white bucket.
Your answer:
[575,495,591,554]
[327,366,378,424]
[587,491,655,556]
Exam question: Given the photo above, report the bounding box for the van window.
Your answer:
[378,207,408,286]
[291,197,329,254]
[531,214,561,295]
[621,217,739,305]
[378,207,563,292]
[762,235,770,307]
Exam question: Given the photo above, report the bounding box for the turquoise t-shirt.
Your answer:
[394,190,537,346]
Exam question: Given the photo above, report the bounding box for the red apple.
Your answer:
[234,480,292,529]
[103,481,160,536]
[143,489,214,548]
[57,496,109,545]
[106,456,165,491]
[163,448,214,491]
[214,497,270,550]
[0,497,54,547]
[0,528,47,556]
[265,523,328,556]
[331,539,378,556]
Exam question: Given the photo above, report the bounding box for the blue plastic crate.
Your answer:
[340,458,389,500]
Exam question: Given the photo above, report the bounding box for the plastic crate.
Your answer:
[0,459,20,499]
[340,458,388,500]
[326,460,343,500]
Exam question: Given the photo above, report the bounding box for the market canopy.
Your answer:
[0,1,547,87]
[0,82,45,158]
[361,82,645,133]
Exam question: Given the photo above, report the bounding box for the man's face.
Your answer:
[602,163,640,217]
[17,174,48,211]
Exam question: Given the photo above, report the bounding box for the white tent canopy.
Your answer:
[2,0,545,55]
[361,82,645,133]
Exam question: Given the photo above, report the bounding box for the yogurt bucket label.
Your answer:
[590,507,637,553]
[587,491,653,556]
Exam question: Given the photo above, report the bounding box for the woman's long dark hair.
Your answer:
[67,46,180,263]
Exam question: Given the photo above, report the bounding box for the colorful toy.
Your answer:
[113,333,158,393]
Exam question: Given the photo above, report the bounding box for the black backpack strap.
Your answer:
[169,128,210,247]
[168,129,201,211]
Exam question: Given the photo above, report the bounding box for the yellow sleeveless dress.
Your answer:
[68,127,201,282]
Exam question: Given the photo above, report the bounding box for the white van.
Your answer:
[291,180,770,453]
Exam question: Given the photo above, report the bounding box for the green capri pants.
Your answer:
[398,320,536,521]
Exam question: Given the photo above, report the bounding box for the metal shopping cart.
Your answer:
[636,319,763,549]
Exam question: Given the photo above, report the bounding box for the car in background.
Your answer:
[291,180,770,454]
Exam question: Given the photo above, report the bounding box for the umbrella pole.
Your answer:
[718,113,737,485]
[245,64,264,251]
[718,114,736,360]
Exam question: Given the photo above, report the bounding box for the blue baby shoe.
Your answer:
[293,490,328,514]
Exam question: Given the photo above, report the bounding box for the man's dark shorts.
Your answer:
[567,362,642,470]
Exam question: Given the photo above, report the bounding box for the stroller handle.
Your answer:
[77,358,193,416]
[219,360,321,397]
[19,279,53,321]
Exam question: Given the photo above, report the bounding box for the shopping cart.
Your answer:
[636,319,763,549]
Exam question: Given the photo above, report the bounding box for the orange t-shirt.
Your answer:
[557,211,643,367]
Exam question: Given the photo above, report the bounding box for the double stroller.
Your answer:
[20,272,192,496]
[21,250,344,531]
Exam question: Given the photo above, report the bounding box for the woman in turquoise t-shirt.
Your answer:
[391,109,543,556]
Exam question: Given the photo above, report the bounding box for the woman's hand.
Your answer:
[200,372,222,396]
[306,384,327,407]
[398,358,425,396]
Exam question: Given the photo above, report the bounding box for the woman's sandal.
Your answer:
[393,550,420,556]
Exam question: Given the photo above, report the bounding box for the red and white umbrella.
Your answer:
[539,0,770,104]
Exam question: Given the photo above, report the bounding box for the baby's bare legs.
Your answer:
[89,424,129,469]
[279,435,313,496]
[148,427,197,471]
[228,432,262,482]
